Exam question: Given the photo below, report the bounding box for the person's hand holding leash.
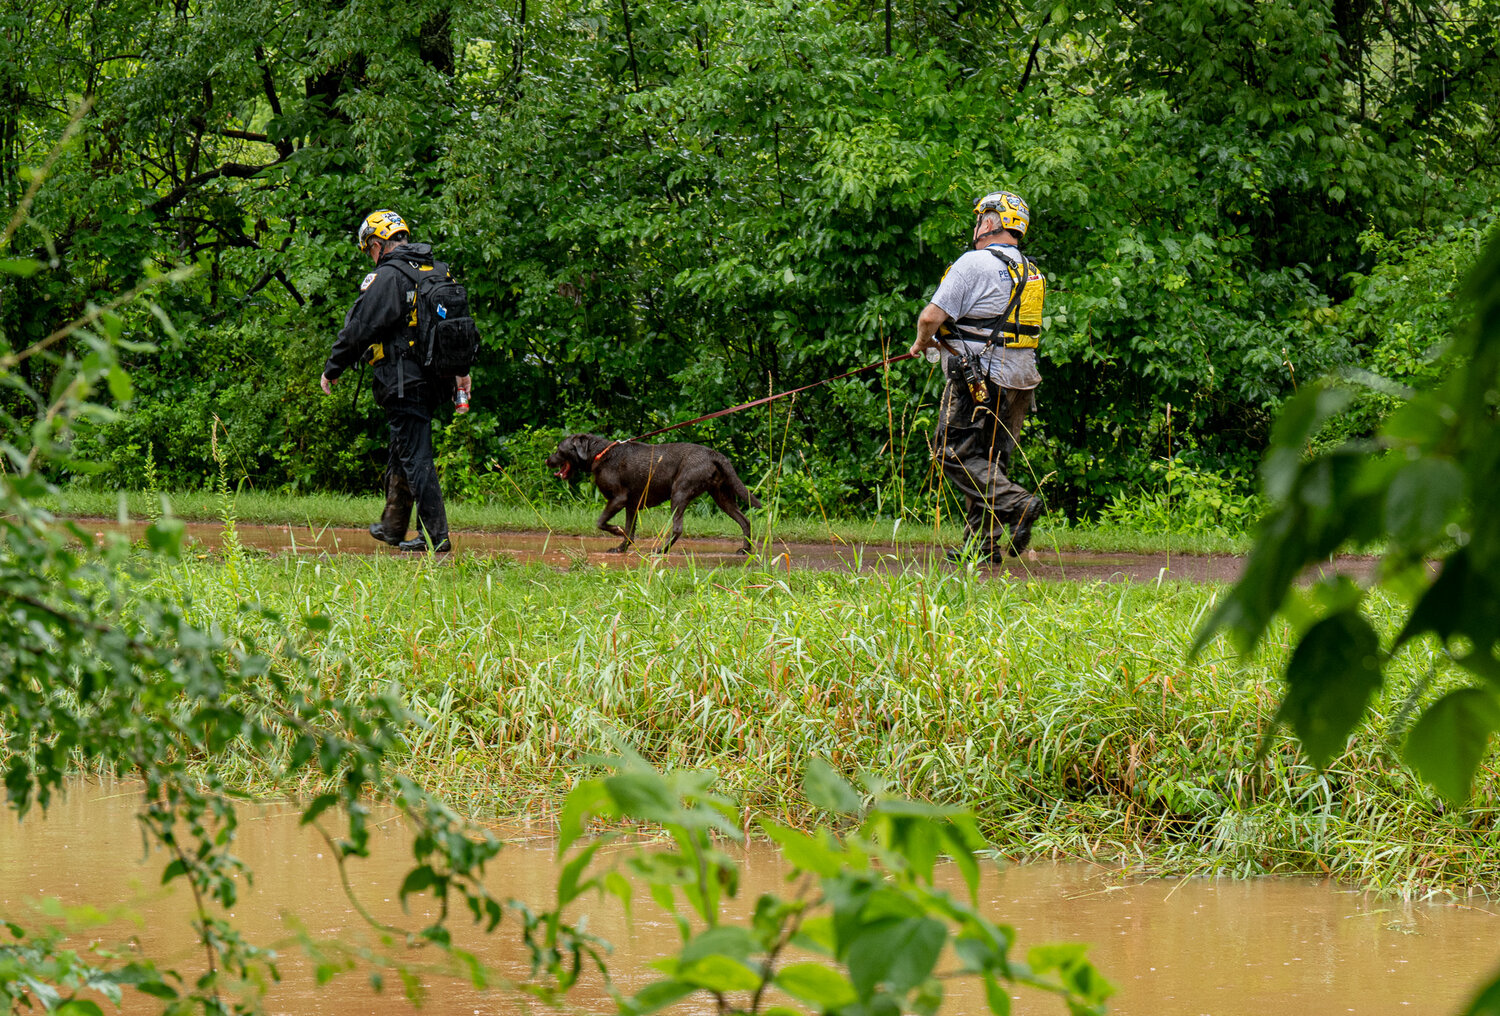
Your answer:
[911,302,950,358]
[320,373,336,395]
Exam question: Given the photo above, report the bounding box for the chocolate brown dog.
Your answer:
[546,434,761,554]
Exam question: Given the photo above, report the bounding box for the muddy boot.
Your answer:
[370,465,413,546]
[398,534,452,553]
[1007,496,1045,556]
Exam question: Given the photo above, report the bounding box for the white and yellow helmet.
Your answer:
[973,191,1030,238]
[357,209,409,251]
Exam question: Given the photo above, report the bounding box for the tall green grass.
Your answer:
[143,550,1491,898]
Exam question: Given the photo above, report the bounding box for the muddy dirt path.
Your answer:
[78,518,1379,584]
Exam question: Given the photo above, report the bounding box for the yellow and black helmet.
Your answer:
[357,209,409,251]
[973,191,1030,239]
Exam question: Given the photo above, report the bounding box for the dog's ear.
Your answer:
[565,434,595,464]
[557,434,583,465]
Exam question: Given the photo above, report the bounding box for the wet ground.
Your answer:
[76,519,1380,585]
[4,780,1496,1016]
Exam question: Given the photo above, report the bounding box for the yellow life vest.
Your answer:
[949,247,1045,349]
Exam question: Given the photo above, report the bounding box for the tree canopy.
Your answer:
[4,0,1498,513]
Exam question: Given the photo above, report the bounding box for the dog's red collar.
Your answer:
[591,440,624,471]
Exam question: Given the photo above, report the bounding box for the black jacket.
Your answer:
[323,243,438,394]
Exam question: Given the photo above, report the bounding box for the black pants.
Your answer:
[933,364,1035,556]
[376,376,448,543]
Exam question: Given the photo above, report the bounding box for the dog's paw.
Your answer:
[606,545,628,554]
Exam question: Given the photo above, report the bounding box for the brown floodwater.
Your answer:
[72,519,1381,585]
[2,780,1494,1015]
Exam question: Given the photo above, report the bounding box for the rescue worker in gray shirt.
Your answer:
[909,190,1046,561]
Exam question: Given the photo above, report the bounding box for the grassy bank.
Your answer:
[51,487,1255,556]
[146,544,1490,898]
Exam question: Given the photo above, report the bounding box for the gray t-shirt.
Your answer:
[928,244,1041,391]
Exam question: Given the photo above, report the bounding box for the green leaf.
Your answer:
[57,1001,104,1016]
[1463,972,1500,1016]
[774,963,858,1009]
[605,869,633,919]
[954,931,1005,974]
[912,976,944,1016]
[303,614,332,632]
[1027,941,1091,973]
[398,864,438,908]
[620,979,695,1016]
[874,812,939,883]
[106,365,133,403]
[557,779,611,854]
[133,981,178,1000]
[677,954,762,993]
[649,880,677,916]
[938,818,983,902]
[680,926,756,965]
[803,758,861,815]
[300,793,338,826]
[846,917,946,999]
[1385,458,1463,546]
[1381,394,1452,446]
[1394,550,1500,682]
[557,839,605,907]
[0,257,45,277]
[1275,609,1383,768]
[1263,384,1351,500]
[983,974,1013,1015]
[760,819,843,876]
[160,859,187,884]
[792,914,836,955]
[1406,689,1500,805]
[603,769,681,825]
[145,517,185,555]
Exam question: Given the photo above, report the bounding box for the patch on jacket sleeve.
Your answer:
[359,272,378,292]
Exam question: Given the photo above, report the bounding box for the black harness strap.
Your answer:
[979,246,1033,355]
[953,317,1040,338]
[950,247,1038,365]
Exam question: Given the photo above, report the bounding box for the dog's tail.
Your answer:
[721,457,763,508]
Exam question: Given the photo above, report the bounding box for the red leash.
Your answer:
[592,350,923,467]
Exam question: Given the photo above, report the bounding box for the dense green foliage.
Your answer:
[1201,229,1500,803]
[6,0,1499,516]
[1199,217,1500,1011]
[557,754,1113,1015]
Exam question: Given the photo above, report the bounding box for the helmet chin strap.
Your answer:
[974,217,1015,244]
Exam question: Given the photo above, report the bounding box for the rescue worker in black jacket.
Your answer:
[320,210,470,552]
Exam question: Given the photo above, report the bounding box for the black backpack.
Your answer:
[389,259,480,376]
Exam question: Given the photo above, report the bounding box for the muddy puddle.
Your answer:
[3,780,1494,1015]
[71,519,1378,585]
